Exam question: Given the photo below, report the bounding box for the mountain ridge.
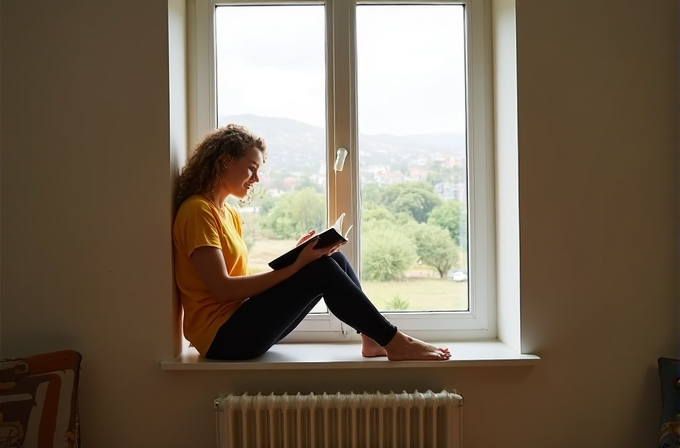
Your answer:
[218,114,466,172]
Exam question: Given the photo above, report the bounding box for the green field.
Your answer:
[248,238,468,312]
[361,279,468,311]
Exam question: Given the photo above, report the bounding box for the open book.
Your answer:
[268,213,353,270]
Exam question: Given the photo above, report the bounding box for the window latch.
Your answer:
[334,147,348,171]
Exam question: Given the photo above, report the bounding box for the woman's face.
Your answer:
[220,145,264,198]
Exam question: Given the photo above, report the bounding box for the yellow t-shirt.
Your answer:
[173,195,249,356]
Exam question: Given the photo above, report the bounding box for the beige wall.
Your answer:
[1,0,677,447]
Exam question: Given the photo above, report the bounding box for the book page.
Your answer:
[343,224,353,239]
[331,213,352,239]
[332,213,345,234]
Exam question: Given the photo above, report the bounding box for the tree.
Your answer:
[362,204,414,227]
[240,212,258,250]
[427,199,465,246]
[361,204,394,222]
[361,183,384,208]
[362,222,416,281]
[412,223,459,278]
[426,159,466,187]
[294,175,323,193]
[362,182,442,223]
[426,159,446,187]
[254,190,278,215]
[289,188,325,233]
[259,188,325,239]
[382,182,442,223]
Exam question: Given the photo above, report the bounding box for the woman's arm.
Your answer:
[190,238,340,304]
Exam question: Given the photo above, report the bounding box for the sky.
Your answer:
[215,4,467,136]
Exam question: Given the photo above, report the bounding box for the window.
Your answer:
[188,0,496,342]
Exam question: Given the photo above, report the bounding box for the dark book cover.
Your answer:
[268,214,352,270]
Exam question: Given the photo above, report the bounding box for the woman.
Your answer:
[173,124,451,361]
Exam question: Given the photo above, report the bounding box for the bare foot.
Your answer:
[384,331,451,361]
[361,334,388,358]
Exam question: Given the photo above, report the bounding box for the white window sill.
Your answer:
[160,340,539,371]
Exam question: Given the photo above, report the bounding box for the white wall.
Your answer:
[1,0,677,447]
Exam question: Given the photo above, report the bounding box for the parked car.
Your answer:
[447,270,468,282]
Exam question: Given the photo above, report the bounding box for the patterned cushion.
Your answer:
[659,357,680,448]
[0,350,82,448]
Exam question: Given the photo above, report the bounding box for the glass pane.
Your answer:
[357,5,469,312]
[215,5,328,313]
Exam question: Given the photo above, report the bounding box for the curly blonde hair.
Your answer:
[175,124,267,209]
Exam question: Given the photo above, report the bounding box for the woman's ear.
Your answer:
[221,155,234,171]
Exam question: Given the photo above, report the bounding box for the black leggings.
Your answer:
[205,253,398,360]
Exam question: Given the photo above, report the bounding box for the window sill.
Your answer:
[160,340,539,371]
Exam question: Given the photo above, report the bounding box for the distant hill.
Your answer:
[219,114,466,172]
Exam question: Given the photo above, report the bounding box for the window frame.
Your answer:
[187,0,497,343]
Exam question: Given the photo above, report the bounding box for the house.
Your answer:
[407,165,428,182]
[1,1,677,447]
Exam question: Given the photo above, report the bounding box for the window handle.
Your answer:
[334,147,348,172]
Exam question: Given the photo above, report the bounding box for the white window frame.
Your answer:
[187,0,496,343]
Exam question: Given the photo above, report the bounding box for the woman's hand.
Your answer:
[296,229,316,247]
[292,238,345,270]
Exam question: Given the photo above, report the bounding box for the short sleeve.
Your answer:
[174,198,222,258]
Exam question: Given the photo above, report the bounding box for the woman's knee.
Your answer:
[330,252,350,267]
[303,255,340,275]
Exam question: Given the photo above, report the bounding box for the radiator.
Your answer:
[215,389,463,448]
